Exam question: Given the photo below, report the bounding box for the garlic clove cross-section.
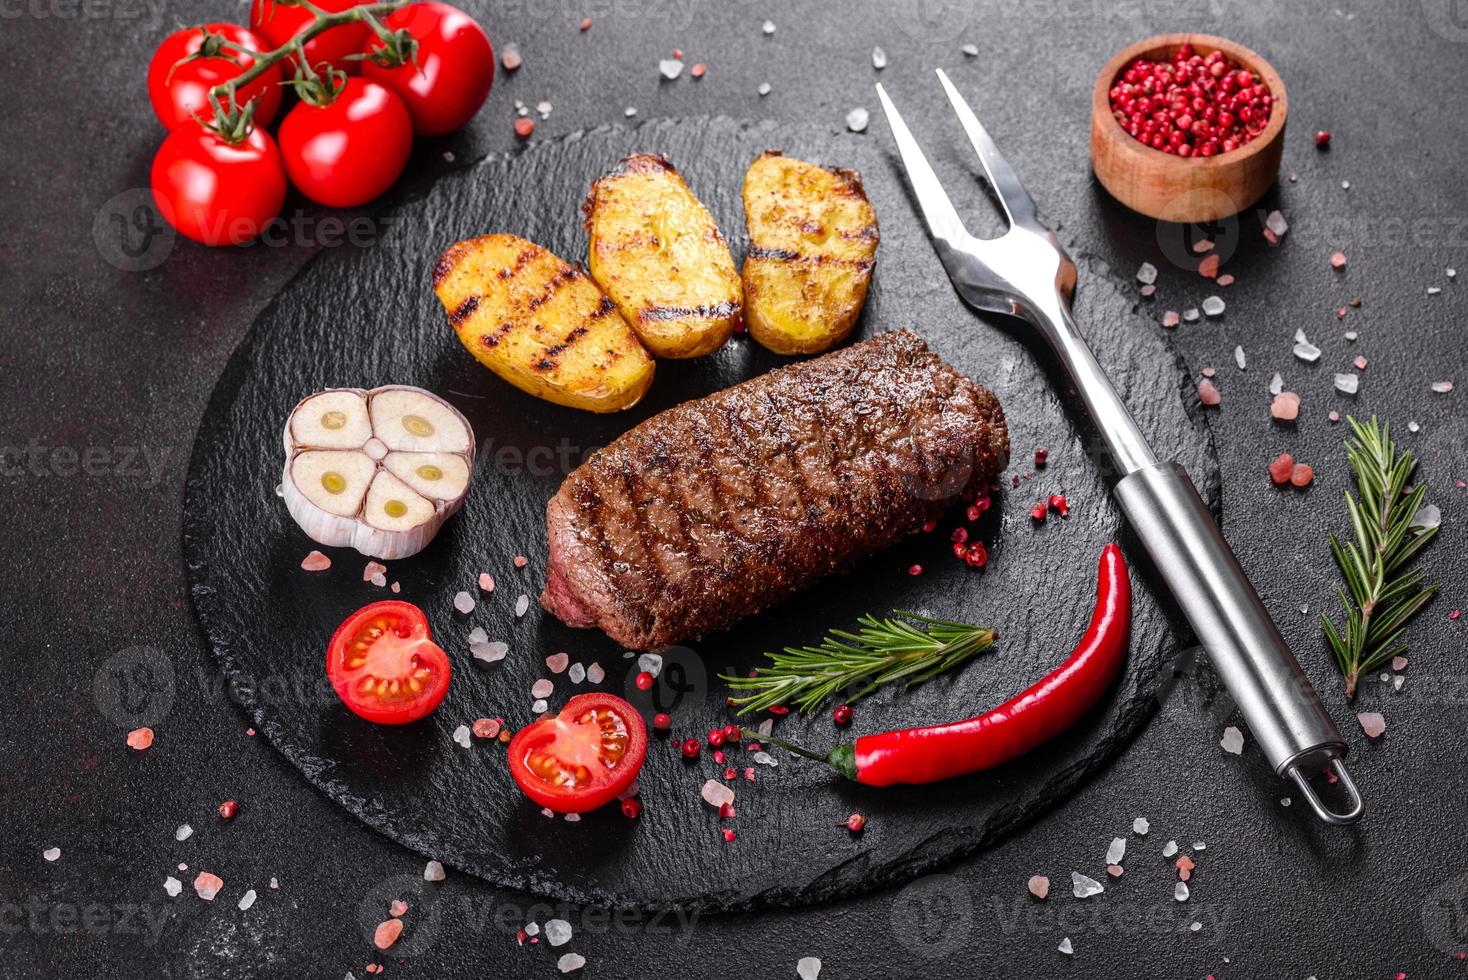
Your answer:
[281,385,475,560]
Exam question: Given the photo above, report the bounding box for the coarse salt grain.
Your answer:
[797,956,821,980]
[374,918,404,950]
[1028,874,1050,899]
[846,108,869,133]
[127,727,154,750]
[301,551,331,571]
[1358,712,1386,738]
[473,640,508,663]
[1220,726,1245,754]
[238,889,257,911]
[1058,937,1074,955]
[1334,373,1359,395]
[1411,504,1442,529]
[42,847,60,862]
[1175,881,1190,902]
[1199,254,1220,279]
[1072,871,1104,898]
[568,662,587,683]
[961,43,978,56]
[194,872,223,901]
[1135,262,1158,285]
[163,876,182,897]
[1198,379,1221,406]
[175,823,193,841]
[479,573,495,592]
[472,718,501,739]
[637,652,663,676]
[515,594,530,617]
[1133,817,1150,835]
[1162,310,1180,328]
[546,919,573,947]
[502,45,521,71]
[1271,392,1301,421]
[454,591,475,614]
[1265,210,1288,238]
[659,59,683,80]
[546,652,569,674]
[1234,346,1246,370]
[758,82,771,97]
[762,19,775,34]
[1432,380,1454,394]
[531,699,548,713]
[585,663,604,684]
[872,47,887,69]
[558,953,586,973]
[1106,837,1126,865]
[424,860,446,881]
[453,725,471,748]
[531,679,554,699]
[1163,840,1178,858]
[701,779,735,808]
[363,561,387,582]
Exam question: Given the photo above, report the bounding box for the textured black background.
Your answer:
[3,1,1467,977]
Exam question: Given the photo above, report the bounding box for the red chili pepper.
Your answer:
[754,544,1130,786]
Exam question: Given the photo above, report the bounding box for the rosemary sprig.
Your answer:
[721,612,997,716]
[1322,416,1439,698]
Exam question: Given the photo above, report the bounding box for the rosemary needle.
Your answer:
[721,612,997,716]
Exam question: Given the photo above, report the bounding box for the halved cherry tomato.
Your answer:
[147,23,283,130]
[150,122,287,246]
[326,601,450,725]
[278,77,413,208]
[507,694,647,813]
[250,0,372,74]
[361,2,493,136]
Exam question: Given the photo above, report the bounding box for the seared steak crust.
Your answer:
[541,330,1009,648]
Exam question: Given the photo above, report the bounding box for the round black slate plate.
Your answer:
[184,117,1218,912]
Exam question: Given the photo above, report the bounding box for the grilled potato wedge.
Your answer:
[583,153,742,359]
[741,151,879,355]
[434,234,654,413]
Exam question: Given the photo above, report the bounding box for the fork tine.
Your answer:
[935,69,1039,229]
[874,83,970,248]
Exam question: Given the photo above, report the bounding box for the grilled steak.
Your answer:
[541,330,1009,648]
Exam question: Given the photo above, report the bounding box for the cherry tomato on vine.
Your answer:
[325,601,451,725]
[150,122,287,246]
[147,23,283,130]
[361,2,493,137]
[507,694,647,813]
[250,0,372,74]
[279,77,413,208]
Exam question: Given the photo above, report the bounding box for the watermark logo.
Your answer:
[93,646,175,729]
[1423,0,1468,41]
[93,188,174,273]
[890,874,973,960]
[623,646,707,722]
[1154,192,1243,273]
[1,439,172,486]
[1423,873,1468,955]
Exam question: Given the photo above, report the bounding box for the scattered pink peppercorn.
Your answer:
[768,704,789,716]
[845,813,866,833]
[722,724,740,743]
[653,712,672,731]
[691,63,706,79]
[713,750,724,764]
[833,704,853,726]
[921,517,938,532]
[723,829,737,843]
[514,117,534,138]
[635,671,654,691]
[1034,447,1049,467]
[1029,501,1048,521]
[1109,43,1273,158]
[908,563,923,576]
[964,542,989,568]
[951,527,969,544]
[1314,129,1331,148]
[621,798,641,819]
[708,728,726,748]
[724,767,737,780]
[1047,493,1069,517]
[952,541,968,558]
[680,738,700,760]
[719,801,736,819]
[218,800,238,820]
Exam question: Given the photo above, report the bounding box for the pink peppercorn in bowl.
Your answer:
[1090,34,1288,222]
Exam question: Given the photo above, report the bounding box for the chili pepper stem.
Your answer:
[738,728,858,780]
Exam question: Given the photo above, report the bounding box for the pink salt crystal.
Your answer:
[501,46,521,71]
[126,727,154,750]
[1337,307,1348,319]
[1329,411,1341,423]
[1139,283,1156,297]
[1027,875,1050,899]
[1391,656,1408,671]
[301,550,332,572]
[1161,310,1180,328]
[546,652,570,674]
[1353,355,1367,370]
[1106,864,1124,877]
[374,918,404,950]
[472,718,501,739]
[1198,253,1221,279]
[390,900,408,917]
[1193,239,1214,254]
[1330,251,1347,269]
[193,872,224,901]
[1217,274,1235,286]
[514,555,528,569]
[478,572,495,593]
[1263,227,1280,245]
[1202,366,1216,378]
[1357,712,1386,738]
[363,561,387,582]
[390,581,401,593]
[1271,391,1301,421]
[370,573,387,588]
[1197,379,1221,406]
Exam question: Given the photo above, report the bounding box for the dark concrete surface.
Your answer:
[2,1,1466,977]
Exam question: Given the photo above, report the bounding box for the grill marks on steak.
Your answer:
[541,330,1010,649]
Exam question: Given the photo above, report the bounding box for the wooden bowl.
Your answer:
[1090,33,1288,223]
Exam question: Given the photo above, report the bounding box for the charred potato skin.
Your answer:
[741,151,880,355]
[583,153,743,360]
[433,234,654,414]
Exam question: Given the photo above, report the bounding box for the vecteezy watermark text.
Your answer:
[0,440,170,488]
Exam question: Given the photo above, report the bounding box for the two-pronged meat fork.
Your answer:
[876,71,1362,823]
